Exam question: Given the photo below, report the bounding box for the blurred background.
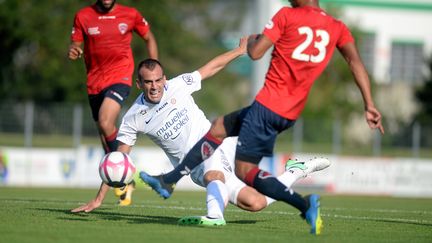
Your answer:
[1,0,432,196]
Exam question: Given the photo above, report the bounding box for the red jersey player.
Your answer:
[139,0,384,235]
[68,0,158,206]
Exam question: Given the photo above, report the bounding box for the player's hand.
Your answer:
[71,199,101,213]
[365,107,385,134]
[238,36,248,55]
[68,45,83,60]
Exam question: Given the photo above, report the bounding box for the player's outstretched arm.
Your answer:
[142,30,159,60]
[71,182,110,213]
[339,42,385,134]
[68,41,83,60]
[198,36,248,80]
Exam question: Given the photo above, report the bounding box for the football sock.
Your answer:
[206,180,228,219]
[104,129,118,153]
[163,132,222,184]
[265,171,299,206]
[245,167,308,214]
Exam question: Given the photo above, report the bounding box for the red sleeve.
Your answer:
[337,22,354,48]
[71,13,84,42]
[133,9,150,37]
[263,7,288,43]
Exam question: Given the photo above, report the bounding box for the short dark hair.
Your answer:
[137,58,164,81]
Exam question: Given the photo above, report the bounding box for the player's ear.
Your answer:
[135,78,142,89]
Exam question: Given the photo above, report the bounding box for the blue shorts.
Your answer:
[88,83,130,121]
[228,101,295,164]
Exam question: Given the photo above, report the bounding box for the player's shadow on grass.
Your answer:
[369,218,432,227]
[36,208,259,226]
[229,220,257,225]
[36,208,180,226]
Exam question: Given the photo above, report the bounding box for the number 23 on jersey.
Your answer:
[291,26,329,63]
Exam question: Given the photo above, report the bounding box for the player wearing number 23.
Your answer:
[141,0,384,235]
[257,1,374,120]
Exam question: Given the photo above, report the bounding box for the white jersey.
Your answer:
[117,71,211,167]
[118,71,246,203]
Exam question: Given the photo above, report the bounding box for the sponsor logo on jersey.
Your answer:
[99,16,116,20]
[156,101,168,113]
[156,108,189,140]
[201,142,215,160]
[118,23,128,35]
[265,20,274,29]
[88,27,100,35]
[182,74,194,85]
[142,18,148,25]
[144,101,169,124]
[219,150,233,173]
[145,117,153,124]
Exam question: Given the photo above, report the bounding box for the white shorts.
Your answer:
[190,137,246,205]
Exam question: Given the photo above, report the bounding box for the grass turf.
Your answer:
[0,187,431,243]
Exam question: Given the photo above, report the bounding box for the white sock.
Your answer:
[206,180,228,219]
[265,169,305,206]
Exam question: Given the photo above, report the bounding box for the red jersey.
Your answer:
[71,4,151,95]
[256,6,354,119]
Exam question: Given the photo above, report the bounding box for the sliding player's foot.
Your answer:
[178,216,226,226]
[285,157,331,177]
[139,171,174,199]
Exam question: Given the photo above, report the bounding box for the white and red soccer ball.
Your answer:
[98,151,136,188]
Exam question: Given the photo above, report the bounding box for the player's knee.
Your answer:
[248,198,267,212]
[98,119,114,132]
[203,170,225,185]
[238,193,267,212]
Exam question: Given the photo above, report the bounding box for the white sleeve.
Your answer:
[116,114,138,146]
[171,71,202,94]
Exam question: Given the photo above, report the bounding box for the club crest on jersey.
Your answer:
[118,23,128,35]
[139,109,147,116]
[182,74,194,85]
[201,142,215,160]
[258,170,272,179]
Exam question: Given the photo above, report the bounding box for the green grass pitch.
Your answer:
[1,187,431,243]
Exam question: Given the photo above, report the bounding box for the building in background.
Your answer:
[319,0,432,85]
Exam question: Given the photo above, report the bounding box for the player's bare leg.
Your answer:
[97,97,135,205]
[97,97,121,153]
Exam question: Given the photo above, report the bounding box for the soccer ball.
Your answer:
[99,151,136,188]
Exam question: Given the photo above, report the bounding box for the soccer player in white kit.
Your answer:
[71,37,330,225]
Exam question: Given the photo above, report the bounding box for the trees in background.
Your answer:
[416,55,432,121]
[0,0,249,114]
